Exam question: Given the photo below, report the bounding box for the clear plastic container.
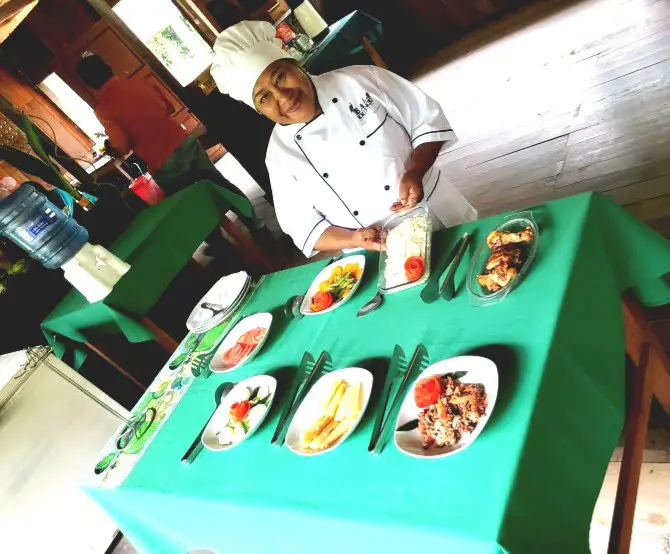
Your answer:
[378,203,432,294]
[466,211,539,306]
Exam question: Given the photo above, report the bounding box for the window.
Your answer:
[38,73,106,142]
[114,0,213,87]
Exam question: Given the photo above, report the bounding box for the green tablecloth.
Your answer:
[88,193,670,554]
[41,181,243,367]
[302,11,384,75]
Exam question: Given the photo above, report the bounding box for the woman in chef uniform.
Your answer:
[211,21,475,257]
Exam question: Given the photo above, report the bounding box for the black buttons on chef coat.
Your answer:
[323,173,329,178]
[296,135,302,141]
[359,140,366,146]
[332,98,338,103]
[384,185,390,191]
[353,210,359,216]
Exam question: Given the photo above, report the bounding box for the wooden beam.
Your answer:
[0,0,38,42]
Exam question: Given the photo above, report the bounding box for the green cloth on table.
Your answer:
[87,193,670,554]
[302,11,384,75]
[41,181,238,367]
[152,136,253,221]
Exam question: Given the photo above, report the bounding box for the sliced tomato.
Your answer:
[414,375,444,408]
[311,291,334,312]
[239,327,266,346]
[404,256,425,282]
[229,400,251,421]
[223,343,246,367]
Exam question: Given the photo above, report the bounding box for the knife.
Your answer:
[420,234,465,304]
[372,343,429,455]
[439,233,470,301]
[368,345,406,451]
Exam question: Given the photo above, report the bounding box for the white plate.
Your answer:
[202,375,276,451]
[285,367,373,456]
[186,272,250,332]
[209,312,273,374]
[300,255,366,316]
[394,356,499,459]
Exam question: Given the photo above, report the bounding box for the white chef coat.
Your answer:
[266,65,470,256]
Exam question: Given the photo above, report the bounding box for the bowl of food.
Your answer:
[209,312,272,373]
[394,356,498,459]
[202,375,276,451]
[285,367,373,456]
[467,212,538,303]
[379,203,432,294]
[300,255,365,315]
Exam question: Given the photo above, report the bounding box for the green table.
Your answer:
[88,193,670,553]
[41,180,249,374]
[302,11,385,75]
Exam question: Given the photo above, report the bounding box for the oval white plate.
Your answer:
[209,312,273,374]
[202,375,276,452]
[286,367,373,456]
[394,356,498,459]
[186,271,250,332]
[300,255,366,316]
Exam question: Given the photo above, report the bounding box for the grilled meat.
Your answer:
[486,226,534,249]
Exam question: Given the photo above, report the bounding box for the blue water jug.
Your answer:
[0,182,88,269]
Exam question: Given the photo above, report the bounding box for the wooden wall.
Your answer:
[0,65,94,163]
[0,0,204,164]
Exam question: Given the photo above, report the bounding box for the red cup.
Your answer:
[129,174,165,205]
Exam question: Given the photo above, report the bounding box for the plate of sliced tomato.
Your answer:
[299,254,366,316]
[209,312,273,373]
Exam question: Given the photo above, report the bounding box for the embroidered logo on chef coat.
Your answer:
[349,92,375,121]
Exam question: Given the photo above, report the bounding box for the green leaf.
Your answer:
[249,386,260,401]
[20,115,81,199]
[240,420,249,434]
[0,145,62,184]
[396,419,419,432]
[441,371,468,380]
[257,393,272,405]
[194,322,228,354]
[94,452,119,474]
[168,351,189,370]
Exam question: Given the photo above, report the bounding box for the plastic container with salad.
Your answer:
[378,203,432,294]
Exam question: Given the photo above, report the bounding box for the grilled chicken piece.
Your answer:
[477,266,518,292]
[486,226,534,249]
[485,246,523,271]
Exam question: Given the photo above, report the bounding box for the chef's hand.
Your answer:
[352,226,382,251]
[391,170,424,212]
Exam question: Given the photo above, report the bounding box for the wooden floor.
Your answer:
[412,0,670,238]
[408,0,670,551]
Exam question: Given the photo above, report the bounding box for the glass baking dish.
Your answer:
[466,211,539,306]
[378,202,432,294]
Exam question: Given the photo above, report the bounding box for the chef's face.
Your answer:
[253,59,319,125]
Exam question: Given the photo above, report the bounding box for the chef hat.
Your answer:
[211,20,293,107]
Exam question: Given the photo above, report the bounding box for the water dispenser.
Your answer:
[0,182,130,302]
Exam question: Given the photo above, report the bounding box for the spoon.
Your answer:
[181,381,234,464]
[284,295,304,320]
[357,291,383,317]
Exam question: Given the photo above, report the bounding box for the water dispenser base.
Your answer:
[61,243,131,303]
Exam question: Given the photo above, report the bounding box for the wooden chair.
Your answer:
[610,294,670,553]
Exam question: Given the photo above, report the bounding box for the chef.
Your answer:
[211,21,475,257]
